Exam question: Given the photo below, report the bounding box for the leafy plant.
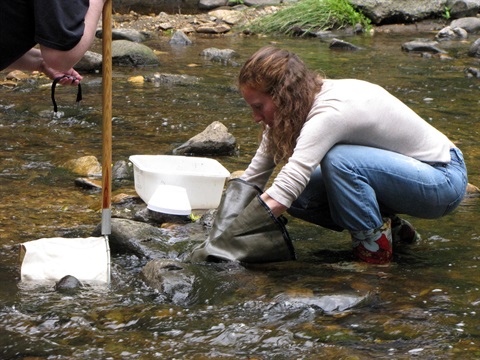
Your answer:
[247,0,371,36]
[444,6,451,20]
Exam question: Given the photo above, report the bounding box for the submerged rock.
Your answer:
[62,155,102,177]
[402,39,447,53]
[93,218,173,259]
[468,38,480,58]
[329,38,363,51]
[141,259,196,305]
[54,275,83,292]
[141,259,247,305]
[169,30,192,46]
[200,47,239,65]
[271,292,370,314]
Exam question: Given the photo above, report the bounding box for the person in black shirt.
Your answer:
[0,0,105,86]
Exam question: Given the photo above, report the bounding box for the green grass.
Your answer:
[247,0,371,36]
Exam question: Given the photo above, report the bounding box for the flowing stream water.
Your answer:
[1,29,480,359]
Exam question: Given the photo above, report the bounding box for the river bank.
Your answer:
[111,7,450,37]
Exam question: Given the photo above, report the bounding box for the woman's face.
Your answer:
[241,86,276,127]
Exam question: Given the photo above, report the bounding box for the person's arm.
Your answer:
[6,0,105,85]
[7,48,82,85]
[40,0,105,72]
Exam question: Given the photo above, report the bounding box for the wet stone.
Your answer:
[54,275,84,292]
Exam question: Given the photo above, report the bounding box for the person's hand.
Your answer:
[40,61,83,86]
[260,193,287,218]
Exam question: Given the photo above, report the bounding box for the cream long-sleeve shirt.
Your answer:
[241,79,455,208]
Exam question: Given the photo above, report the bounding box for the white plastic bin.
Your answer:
[129,155,230,209]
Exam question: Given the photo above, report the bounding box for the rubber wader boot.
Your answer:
[351,218,393,264]
[390,215,420,245]
[189,179,296,263]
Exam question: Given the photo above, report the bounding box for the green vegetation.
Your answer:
[247,0,371,36]
[443,6,451,20]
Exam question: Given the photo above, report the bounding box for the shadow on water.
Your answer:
[1,31,480,359]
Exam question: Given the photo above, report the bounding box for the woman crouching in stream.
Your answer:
[191,46,468,265]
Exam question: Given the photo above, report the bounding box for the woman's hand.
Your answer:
[260,193,287,218]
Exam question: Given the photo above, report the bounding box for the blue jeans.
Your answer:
[287,145,468,232]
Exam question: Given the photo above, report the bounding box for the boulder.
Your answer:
[200,47,239,66]
[468,38,480,57]
[112,40,160,67]
[450,16,480,33]
[146,73,199,86]
[92,218,172,259]
[141,259,197,305]
[169,30,193,46]
[435,26,469,40]
[141,259,246,305]
[196,23,232,34]
[173,121,237,156]
[402,39,447,53]
[75,51,102,72]
[329,38,363,51]
[208,9,246,25]
[62,155,101,177]
[198,0,228,10]
[96,28,150,42]
[349,0,447,25]
[447,0,480,19]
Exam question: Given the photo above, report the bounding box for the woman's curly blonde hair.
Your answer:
[239,46,323,164]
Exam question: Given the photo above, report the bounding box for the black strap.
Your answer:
[51,75,82,113]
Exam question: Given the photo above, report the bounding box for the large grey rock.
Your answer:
[329,38,363,51]
[402,39,448,53]
[468,37,480,56]
[112,40,160,67]
[243,0,281,6]
[141,259,196,305]
[208,9,246,25]
[114,0,199,14]
[173,121,237,156]
[93,218,172,259]
[141,259,246,305]
[198,0,228,10]
[75,51,102,72]
[112,160,133,180]
[349,0,447,24]
[169,30,192,46]
[200,47,239,65]
[96,28,150,42]
[62,155,101,177]
[196,23,232,34]
[435,25,469,40]
[146,73,199,86]
[450,17,480,33]
[446,0,480,19]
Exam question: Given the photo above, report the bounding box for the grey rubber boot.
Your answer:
[207,178,262,241]
[189,179,296,263]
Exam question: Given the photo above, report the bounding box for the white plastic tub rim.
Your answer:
[129,155,230,178]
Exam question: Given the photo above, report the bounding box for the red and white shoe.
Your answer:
[351,218,393,264]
